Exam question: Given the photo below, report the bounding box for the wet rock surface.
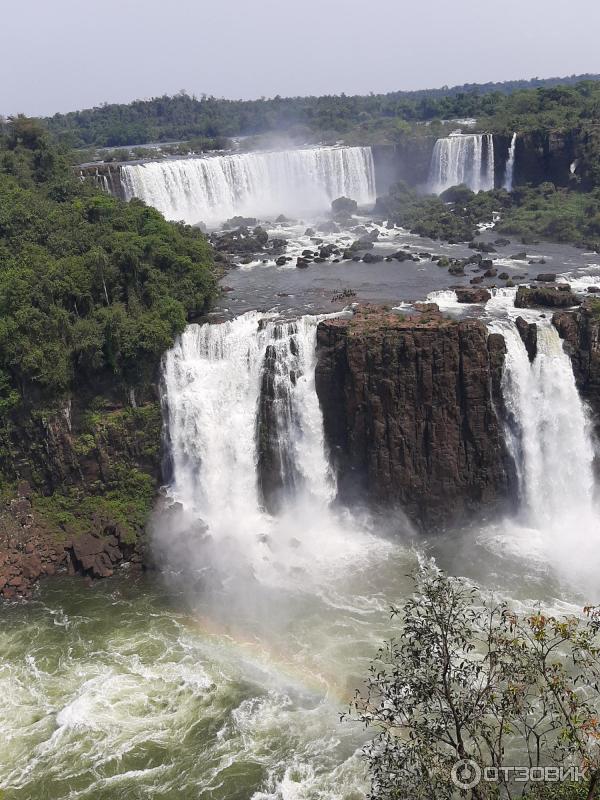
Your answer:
[315,305,514,529]
[515,285,581,309]
[553,299,600,435]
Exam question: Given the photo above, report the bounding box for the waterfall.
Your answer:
[503,132,517,192]
[428,133,495,194]
[158,312,349,586]
[121,146,376,226]
[493,319,597,532]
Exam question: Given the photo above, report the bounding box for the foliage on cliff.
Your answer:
[0,116,217,409]
[375,181,511,242]
[495,184,600,248]
[42,76,600,148]
[376,180,600,250]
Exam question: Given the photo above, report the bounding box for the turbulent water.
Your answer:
[2,291,600,797]
[120,147,376,226]
[503,132,517,191]
[428,133,495,194]
[486,319,599,587]
[1,313,410,799]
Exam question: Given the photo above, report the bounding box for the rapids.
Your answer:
[2,156,600,799]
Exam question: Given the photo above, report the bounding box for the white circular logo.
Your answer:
[451,759,482,790]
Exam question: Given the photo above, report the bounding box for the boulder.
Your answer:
[362,252,383,264]
[318,221,340,235]
[223,216,257,229]
[457,287,491,303]
[391,250,417,262]
[253,226,269,245]
[536,273,557,282]
[515,286,581,309]
[319,244,339,258]
[331,196,358,216]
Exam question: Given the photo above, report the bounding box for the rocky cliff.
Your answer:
[315,306,514,529]
[0,389,162,599]
[553,299,600,437]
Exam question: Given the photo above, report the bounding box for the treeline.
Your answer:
[0,116,217,410]
[41,74,600,148]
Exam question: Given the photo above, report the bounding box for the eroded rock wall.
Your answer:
[315,307,514,529]
[554,300,600,435]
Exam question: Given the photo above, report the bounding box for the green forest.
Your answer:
[0,116,217,409]
[42,74,600,149]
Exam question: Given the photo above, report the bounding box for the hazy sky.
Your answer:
[2,0,600,117]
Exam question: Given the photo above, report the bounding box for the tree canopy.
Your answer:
[0,116,217,410]
[40,76,600,149]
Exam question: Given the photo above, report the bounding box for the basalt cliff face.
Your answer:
[554,300,600,437]
[315,307,514,529]
[0,387,162,599]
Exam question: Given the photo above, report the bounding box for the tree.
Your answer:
[349,563,600,800]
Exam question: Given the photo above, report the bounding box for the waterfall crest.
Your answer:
[121,146,376,226]
[503,133,517,191]
[428,133,495,194]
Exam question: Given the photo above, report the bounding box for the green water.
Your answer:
[0,535,415,800]
[0,520,588,800]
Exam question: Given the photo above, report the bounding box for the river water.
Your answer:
[2,148,600,799]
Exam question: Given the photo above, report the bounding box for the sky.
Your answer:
[2,0,600,117]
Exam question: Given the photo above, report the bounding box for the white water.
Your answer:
[487,319,599,588]
[121,146,376,226]
[152,311,399,796]
[4,308,600,798]
[159,311,386,590]
[503,132,517,191]
[428,133,495,194]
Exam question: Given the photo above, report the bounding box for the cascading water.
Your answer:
[503,132,517,191]
[488,318,599,587]
[157,311,377,592]
[120,146,376,226]
[428,133,495,194]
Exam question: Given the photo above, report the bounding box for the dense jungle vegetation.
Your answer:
[376,181,600,250]
[41,75,600,148]
[0,116,217,410]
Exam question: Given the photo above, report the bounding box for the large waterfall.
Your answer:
[156,311,380,592]
[428,133,495,194]
[503,132,517,191]
[121,146,376,226]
